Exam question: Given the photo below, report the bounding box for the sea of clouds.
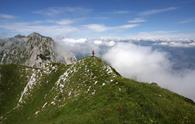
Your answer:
[55,38,195,101]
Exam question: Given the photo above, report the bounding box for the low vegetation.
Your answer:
[0,57,194,124]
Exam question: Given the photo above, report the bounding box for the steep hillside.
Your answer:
[0,33,75,68]
[0,57,195,124]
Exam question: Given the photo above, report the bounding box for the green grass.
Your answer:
[0,64,31,115]
[0,57,195,124]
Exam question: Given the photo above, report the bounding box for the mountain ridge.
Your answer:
[0,56,194,124]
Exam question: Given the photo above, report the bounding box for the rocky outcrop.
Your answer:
[0,32,76,68]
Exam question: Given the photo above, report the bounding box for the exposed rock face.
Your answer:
[0,32,76,68]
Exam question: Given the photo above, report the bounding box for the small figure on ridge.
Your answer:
[92,50,95,57]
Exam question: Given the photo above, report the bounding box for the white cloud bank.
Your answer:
[55,38,195,101]
[62,38,87,44]
[103,43,195,101]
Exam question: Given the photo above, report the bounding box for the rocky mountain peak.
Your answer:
[0,33,76,68]
[27,32,52,43]
[27,32,43,38]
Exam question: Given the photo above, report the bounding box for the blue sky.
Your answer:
[0,0,195,40]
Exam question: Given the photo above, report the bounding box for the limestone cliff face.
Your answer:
[0,32,76,68]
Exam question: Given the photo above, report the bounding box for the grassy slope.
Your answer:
[0,64,31,115]
[0,57,195,124]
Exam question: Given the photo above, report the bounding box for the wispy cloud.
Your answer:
[84,17,144,32]
[128,31,195,40]
[112,10,130,14]
[84,24,107,32]
[128,18,146,23]
[0,20,134,37]
[0,13,16,19]
[0,15,142,37]
[84,23,140,32]
[139,7,177,16]
[0,21,78,37]
[33,6,92,17]
[55,19,74,25]
[117,24,139,29]
[102,10,131,16]
[179,18,195,24]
